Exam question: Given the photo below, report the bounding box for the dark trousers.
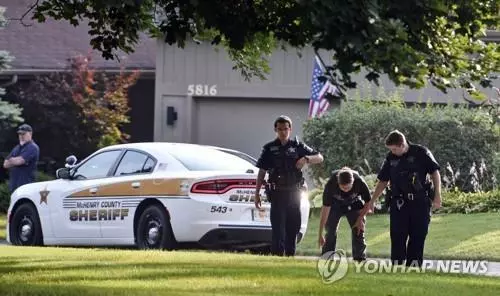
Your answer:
[322,204,366,261]
[389,194,432,267]
[268,190,301,256]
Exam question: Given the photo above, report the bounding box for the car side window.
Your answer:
[142,157,155,173]
[72,150,122,180]
[114,150,153,176]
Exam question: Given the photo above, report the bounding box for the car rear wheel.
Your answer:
[9,203,43,246]
[136,205,175,250]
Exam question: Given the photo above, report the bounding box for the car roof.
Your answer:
[96,142,254,160]
[100,142,206,152]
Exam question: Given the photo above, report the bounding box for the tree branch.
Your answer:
[8,0,40,27]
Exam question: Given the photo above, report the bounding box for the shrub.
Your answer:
[437,189,500,214]
[303,92,500,192]
[0,181,9,213]
[309,183,500,214]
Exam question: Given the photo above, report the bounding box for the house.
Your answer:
[153,38,500,161]
[0,0,156,145]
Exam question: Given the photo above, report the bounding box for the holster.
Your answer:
[264,183,272,202]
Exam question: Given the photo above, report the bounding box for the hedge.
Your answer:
[309,185,500,214]
[302,95,500,192]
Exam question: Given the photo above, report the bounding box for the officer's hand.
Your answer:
[359,201,374,217]
[352,218,365,236]
[296,157,307,169]
[318,235,325,248]
[254,193,262,209]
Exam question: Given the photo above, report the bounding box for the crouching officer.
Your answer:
[318,167,371,261]
[357,130,442,267]
[254,115,323,256]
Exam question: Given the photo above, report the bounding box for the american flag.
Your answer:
[308,56,339,118]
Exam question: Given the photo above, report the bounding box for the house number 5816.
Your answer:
[187,84,217,96]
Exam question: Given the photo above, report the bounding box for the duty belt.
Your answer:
[267,183,301,191]
[395,192,425,201]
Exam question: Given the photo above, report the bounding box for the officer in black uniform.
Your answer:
[357,130,442,267]
[254,115,323,256]
[318,167,371,261]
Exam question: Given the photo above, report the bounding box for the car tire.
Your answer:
[9,203,43,246]
[136,205,175,250]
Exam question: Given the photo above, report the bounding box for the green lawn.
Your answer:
[0,245,498,296]
[2,212,500,260]
[296,212,500,260]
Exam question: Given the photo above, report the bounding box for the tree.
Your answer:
[0,6,23,152]
[70,54,139,148]
[7,53,139,164]
[22,0,500,98]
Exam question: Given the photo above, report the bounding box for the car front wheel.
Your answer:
[136,205,175,250]
[9,203,43,246]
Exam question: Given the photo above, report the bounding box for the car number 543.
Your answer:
[210,206,228,213]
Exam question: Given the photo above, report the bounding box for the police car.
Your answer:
[6,142,311,251]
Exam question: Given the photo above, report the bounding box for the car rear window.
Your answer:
[168,146,256,171]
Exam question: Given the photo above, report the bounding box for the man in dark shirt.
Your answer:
[357,130,441,267]
[254,115,323,256]
[318,167,371,261]
[3,124,40,193]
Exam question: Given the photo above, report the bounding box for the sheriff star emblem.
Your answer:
[39,187,50,205]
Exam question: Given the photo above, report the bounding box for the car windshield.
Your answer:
[169,146,257,171]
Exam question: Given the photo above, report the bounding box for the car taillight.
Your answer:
[191,179,256,194]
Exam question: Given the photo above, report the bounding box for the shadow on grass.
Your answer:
[0,256,314,281]
[1,261,500,296]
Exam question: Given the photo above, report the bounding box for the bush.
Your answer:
[308,183,500,214]
[0,181,9,213]
[303,92,500,192]
[437,189,500,214]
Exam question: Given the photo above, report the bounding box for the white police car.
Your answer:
[6,142,310,251]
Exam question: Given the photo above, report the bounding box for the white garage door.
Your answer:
[193,97,310,159]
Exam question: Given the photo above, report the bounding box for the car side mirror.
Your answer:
[56,167,71,179]
[65,155,77,168]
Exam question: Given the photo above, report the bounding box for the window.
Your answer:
[143,157,155,173]
[216,149,257,166]
[168,146,256,171]
[72,150,122,180]
[114,150,153,176]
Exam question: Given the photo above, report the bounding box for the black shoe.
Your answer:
[353,257,366,262]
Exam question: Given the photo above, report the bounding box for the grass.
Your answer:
[296,211,500,261]
[0,245,499,296]
[1,212,500,260]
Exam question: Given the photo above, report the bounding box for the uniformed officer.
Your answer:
[254,115,323,256]
[318,167,371,261]
[356,130,442,267]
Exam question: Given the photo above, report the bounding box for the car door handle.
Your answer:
[131,182,141,189]
[89,187,98,194]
